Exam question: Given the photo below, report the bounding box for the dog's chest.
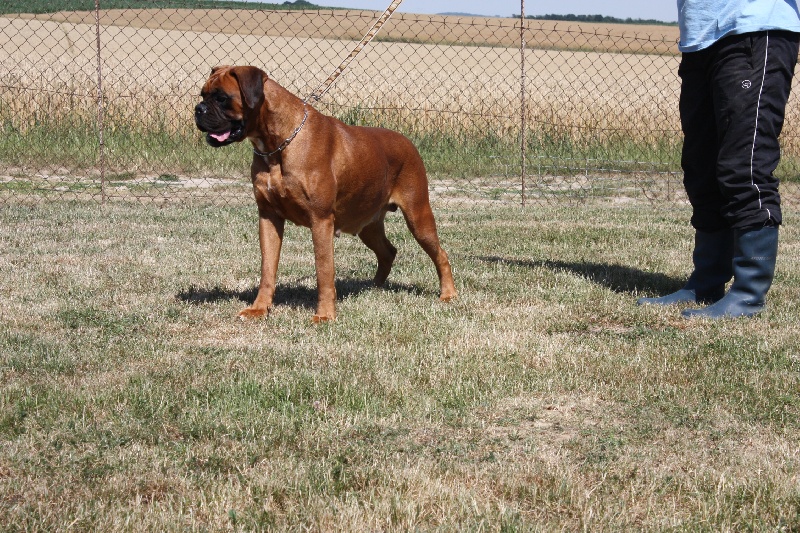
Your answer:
[253,165,285,196]
[252,167,310,225]
[252,166,288,210]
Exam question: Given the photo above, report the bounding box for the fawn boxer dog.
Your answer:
[194,66,457,322]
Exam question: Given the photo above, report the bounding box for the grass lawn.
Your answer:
[1,201,799,530]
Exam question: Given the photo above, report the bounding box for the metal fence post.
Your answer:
[94,0,106,204]
[520,0,527,207]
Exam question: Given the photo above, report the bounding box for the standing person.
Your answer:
[638,0,800,318]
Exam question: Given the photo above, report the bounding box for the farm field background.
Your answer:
[5,4,800,204]
[1,5,697,206]
[5,4,800,203]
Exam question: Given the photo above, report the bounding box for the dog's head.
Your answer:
[194,65,266,147]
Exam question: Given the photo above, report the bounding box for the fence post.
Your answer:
[519,0,527,207]
[94,0,106,204]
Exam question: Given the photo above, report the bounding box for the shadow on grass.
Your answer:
[176,278,425,310]
[477,255,684,295]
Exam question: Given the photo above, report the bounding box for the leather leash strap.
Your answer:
[307,0,404,102]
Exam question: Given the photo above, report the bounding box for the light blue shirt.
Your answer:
[678,0,800,52]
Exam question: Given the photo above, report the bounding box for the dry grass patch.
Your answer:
[1,201,799,530]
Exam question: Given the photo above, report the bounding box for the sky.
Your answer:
[307,0,678,23]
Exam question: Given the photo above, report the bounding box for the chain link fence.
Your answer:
[2,1,800,208]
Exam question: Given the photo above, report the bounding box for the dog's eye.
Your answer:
[214,93,229,104]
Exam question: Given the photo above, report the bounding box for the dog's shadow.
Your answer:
[177,259,681,309]
[478,255,682,295]
[176,278,423,311]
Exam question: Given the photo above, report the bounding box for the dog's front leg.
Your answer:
[311,214,336,323]
[239,211,285,320]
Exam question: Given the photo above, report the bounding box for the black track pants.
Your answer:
[679,30,799,231]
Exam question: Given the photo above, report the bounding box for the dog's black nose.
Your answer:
[194,103,207,118]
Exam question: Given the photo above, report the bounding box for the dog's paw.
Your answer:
[439,291,457,302]
[312,314,335,324]
[237,307,269,321]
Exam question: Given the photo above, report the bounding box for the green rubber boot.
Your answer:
[637,229,733,306]
[682,226,778,319]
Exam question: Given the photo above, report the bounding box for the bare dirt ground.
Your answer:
[0,9,681,128]
[20,9,681,54]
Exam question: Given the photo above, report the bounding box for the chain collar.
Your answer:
[252,103,309,160]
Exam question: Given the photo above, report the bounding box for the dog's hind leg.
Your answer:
[398,199,457,302]
[358,216,397,287]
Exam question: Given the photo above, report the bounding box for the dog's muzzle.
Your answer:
[194,102,244,147]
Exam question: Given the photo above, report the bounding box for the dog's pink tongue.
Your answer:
[210,131,230,142]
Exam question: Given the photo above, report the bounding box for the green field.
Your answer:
[1,202,799,530]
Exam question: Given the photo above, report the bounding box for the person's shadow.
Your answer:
[476,255,682,295]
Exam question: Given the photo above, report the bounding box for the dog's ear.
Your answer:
[210,65,230,75]
[231,66,266,111]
